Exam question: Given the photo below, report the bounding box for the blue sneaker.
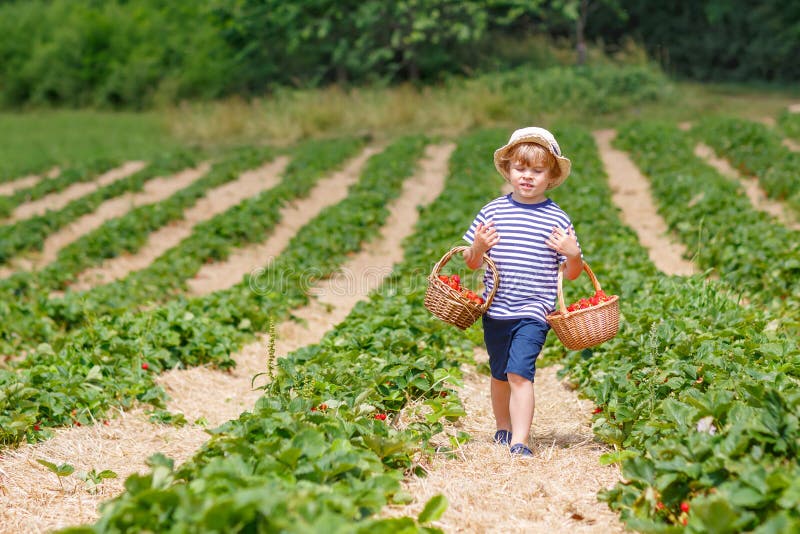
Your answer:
[509,443,534,457]
[493,430,512,446]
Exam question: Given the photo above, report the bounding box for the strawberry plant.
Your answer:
[0,158,120,219]
[547,124,800,532]
[615,121,800,320]
[0,152,198,264]
[693,116,800,208]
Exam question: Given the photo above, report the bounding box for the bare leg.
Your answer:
[507,372,535,446]
[490,377,512,431]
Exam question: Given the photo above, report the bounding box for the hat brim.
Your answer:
[493,133,571,190]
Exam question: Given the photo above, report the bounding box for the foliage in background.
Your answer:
[0,0,644,110]
[587,0,800,83]
[168,63,672,147]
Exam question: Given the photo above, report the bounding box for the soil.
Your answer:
[694,143,800,230]
[593,129,698,276]
[64,157,289,292]
[5,161,146,224]
[0,163,212,279]
[185,145,383,296]
[0,167,59,197]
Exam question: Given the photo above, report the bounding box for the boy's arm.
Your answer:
[563,251,583,281]
[463,221,499,269]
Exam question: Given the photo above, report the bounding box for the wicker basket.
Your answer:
[424,246,499,330]
[545,262,620,350]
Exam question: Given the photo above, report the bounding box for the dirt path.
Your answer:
[391,128,704,531]
[386,353,625,533]
[694,143,800,231]
[594,129,698,276]
[0,143,452,534]
[5,162,146,224]
[0,167,59,197]
[0,163,211,279]
[65,157,289,292]
[185,145,384,296]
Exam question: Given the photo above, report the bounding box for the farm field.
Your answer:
[1,95,800,534]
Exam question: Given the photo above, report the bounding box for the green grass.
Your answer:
[0,110,187,181]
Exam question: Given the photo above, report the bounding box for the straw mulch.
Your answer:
[384,348,626,533]
[0,408,209,533]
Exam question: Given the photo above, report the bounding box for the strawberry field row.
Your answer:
[615,121,800,324]
[0,135,423,448]
[1,147,264,298]
[548,124,800,532]
[777,110,800,142]
[0,158,121,219]
[64,131,506,534]
[693,116,800,215]
[0,151,199,264]
[0,138,363,359]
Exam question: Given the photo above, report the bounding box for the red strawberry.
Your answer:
[33,424,41,432]
[141,362,149,370]
[318,403,328,411]
[374,413,387,421]
[680,502,690,513]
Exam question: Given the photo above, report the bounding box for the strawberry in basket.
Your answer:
[438,274,485,306]
[565,289,614,313]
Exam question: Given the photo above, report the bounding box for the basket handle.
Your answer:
[555,261,603,315]
[429,246,500,309]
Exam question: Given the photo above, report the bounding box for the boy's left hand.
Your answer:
[546,226,580,258]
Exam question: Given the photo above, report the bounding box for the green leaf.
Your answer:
[37,458,75,477]
[418,494,448,524]
[598,448,639,465]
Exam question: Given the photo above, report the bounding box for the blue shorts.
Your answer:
[482,316,550,382]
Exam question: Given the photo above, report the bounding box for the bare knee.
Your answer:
[506,372,532,387]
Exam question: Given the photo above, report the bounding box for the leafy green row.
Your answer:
[777,109,800,142]
[0,158,119,218]
[66,132,506,533]
[0,135,420,448]
[693,116,800,215]
[0,147,265,299]
[548,125,800,532]
[0,138,364,358]
[0,151,199,264]
[615,121,800,318]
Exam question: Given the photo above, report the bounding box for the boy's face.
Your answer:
[507,160,551,204]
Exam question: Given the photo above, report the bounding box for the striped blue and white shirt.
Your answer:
[463,194,579,322]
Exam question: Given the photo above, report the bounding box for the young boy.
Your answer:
[462,126,582,457]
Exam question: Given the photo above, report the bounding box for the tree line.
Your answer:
[0,0,796,109]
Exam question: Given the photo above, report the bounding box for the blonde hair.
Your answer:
[499,142,561,180]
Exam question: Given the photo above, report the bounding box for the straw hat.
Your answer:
[493,127,571,190]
